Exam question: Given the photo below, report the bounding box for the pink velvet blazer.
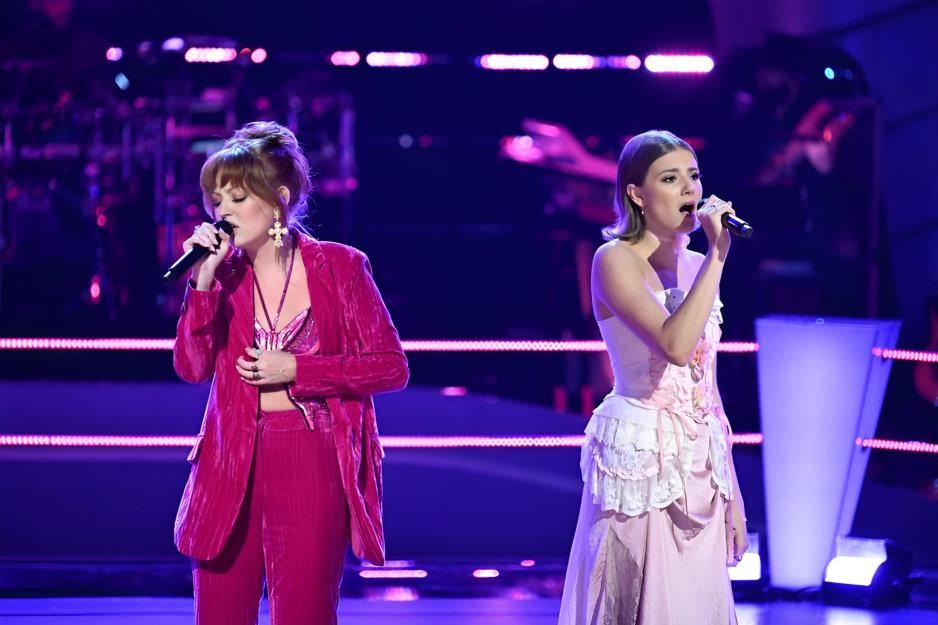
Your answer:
[172,233,408,565]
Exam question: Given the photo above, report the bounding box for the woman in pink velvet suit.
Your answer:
[558,130,748,625]
[173,121,408,625]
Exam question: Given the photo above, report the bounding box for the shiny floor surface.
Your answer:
[2,597,937,624]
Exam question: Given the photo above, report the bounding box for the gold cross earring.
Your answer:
[268,209,288,247]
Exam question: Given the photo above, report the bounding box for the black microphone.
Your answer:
[696,199,753,238]
[161,220,234,283]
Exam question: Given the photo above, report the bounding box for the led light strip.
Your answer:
[1,433,934,453]
[7,339,938,360]
[0,338,760,353]
[856,438,938,454]
[871,347,938,363]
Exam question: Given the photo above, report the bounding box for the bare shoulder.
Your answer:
[593,240,647,287]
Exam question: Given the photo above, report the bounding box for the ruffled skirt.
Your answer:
[558,396,737,625]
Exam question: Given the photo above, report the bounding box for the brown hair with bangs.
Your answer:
[200,121,312,229]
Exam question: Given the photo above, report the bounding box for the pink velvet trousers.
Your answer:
[192,408,349,625]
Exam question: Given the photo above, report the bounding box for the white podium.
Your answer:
[755,316,901,590]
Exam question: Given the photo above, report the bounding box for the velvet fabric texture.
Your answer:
[192,408,347,625]
[173,234,409,566]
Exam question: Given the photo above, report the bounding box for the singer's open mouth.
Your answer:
[679,203,695,215]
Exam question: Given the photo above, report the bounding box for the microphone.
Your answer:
[696,199,753,238]
[162,220,234,283]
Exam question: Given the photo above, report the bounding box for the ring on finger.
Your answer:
[252,365,258,372]
[252,371,260,381]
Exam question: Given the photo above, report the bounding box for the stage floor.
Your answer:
[1,597,937,624]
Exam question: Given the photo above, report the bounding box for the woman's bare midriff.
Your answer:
[259,386,298,411]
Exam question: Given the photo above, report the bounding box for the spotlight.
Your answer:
[162,37,185,52]
[823,537,914,607]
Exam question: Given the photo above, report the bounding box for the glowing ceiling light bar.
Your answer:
[476,54,550,71]
[644,54,714,74]
[365,52,429,68]
[330,50,361,67]
[552,54,602,70]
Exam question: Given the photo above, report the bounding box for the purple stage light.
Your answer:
[606,54,642,70]
[162,37,185,52]
[359,569,428,579]
[184,47,238,63]
[476,54,550,71]
[365,52,428,68]
[105,47,123,62]
[330,51,361,66]
[362,560,417,569]
[644,54,714,73]
[552,54,602,70]
[367,586,420,601]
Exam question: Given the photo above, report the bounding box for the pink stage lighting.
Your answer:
[359,569,428,579]
[250,48,267,64]
[184,47,238,63]
[606,55,642,70]
[476,54,550,71]
[0,337,751,353]
[365,52,429,68]
[857,438,938,454]
[0,338,175,350]
[872,347,938,363]
[718,342,760,353]
[644,54,715,74]
[105,47,123,62]
[330,51,361,67]
[552,54,602,70]
[2,434,935,453]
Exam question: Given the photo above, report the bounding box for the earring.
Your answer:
[268,208,288,248]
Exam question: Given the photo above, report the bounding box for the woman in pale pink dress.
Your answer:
[558,130,748,625]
